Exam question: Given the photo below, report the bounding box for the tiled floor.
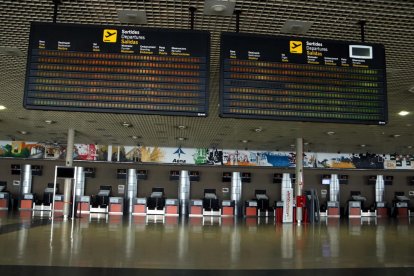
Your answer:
[0,211,414,275]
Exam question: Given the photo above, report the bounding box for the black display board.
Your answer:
[24,22,210,117]
[220,32,387,124]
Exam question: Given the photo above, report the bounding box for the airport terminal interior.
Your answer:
[0,1,414,275]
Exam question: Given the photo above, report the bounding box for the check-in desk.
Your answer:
[275,201,284,223]
[327,201,340,217]
[20,194,34,210]
[376,202,388,218]
[392,193,410,218]
[0,192,10,210]
[245,200,257,217]
[109,197,123,215]
[132,198,147,216]
[165,198,179,216]
[221,200,235,216]
[77,195,91,214]
[395,199,409,218]
[189,199,203,217]
[349,201,362,217]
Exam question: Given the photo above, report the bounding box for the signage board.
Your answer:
[24,22,210,117]
[220,32,387,124]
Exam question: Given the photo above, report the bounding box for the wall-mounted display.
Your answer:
[137,169,148,180]
[273,173,283,184]
[84,167,96,178]
[384,175,393,185]
[222,172,232,182]
[321,174,331,185]
[169,170,180,181]
[11,164,21,175]
[241,172,251,183]
[339,174,349,185]
[220,32,387,125]
[24,22,210,117]
[116,169,127,179]
[189,171,200,181]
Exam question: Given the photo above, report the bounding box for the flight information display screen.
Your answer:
[220,32,387,124]
[24,22,210,117]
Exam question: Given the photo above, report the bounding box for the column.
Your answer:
[295,137,303,224]
[63,128,75,219]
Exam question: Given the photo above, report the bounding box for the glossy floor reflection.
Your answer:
[1,212,414,275]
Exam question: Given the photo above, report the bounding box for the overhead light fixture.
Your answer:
[360,144,366,147]
[408,85,414,93]
[131,135,142,139]
[177,125,187,130]
[0,46,23,56]
[398,110,410,116]
[117,10,147,24]
[121,122,132,128]
[326,131,335,136]
[203,0,236,16]
[240,140,249,143]
[45,120,56,124]
[392,134,401,138]
[252,127,263,133]
[177,137,187,141]
[407,145,413,149]
[0,105,6,110]
[280,19,313,35]
[18,130,28,135]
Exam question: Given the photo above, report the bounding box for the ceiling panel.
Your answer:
[0,0,413,154]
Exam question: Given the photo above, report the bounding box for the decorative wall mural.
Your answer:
[0,140,413,170]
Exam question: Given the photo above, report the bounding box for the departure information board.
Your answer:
[24,22,210,117]
[220,32,387,124]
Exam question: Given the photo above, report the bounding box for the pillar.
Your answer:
[63,128,75,219]
[295,137,303,224]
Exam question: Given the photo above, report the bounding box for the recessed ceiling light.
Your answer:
[392,134,401,138]
[252,127,263,133]
[121,122,132,128]
[117,10,147,24]
[241,140,249,143]
[360,144,366,147]
[45,120,56,124]
[280,19,313,35]
[290,144,295,148]
[203,0,236,16]
[407,145,413,149]
[0,105,6,110]
[177,125,187,130]
[326,131,335,135]
[408,85,414,93]
[0,46,23,56]
[398,110,410,116]
[18,130,28,135]
[177,137,186,141]
[131,135,142,139]
[303,142,309,146]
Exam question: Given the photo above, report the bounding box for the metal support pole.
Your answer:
[52,0,61,23]
[234,10,241,33]
[231,172,242,217]
[189,7,196,30]
[295,138,303,224]
[179,170,190,216]
[63,128,75,219]
[126,169,137,214]
[358,20,366,42]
